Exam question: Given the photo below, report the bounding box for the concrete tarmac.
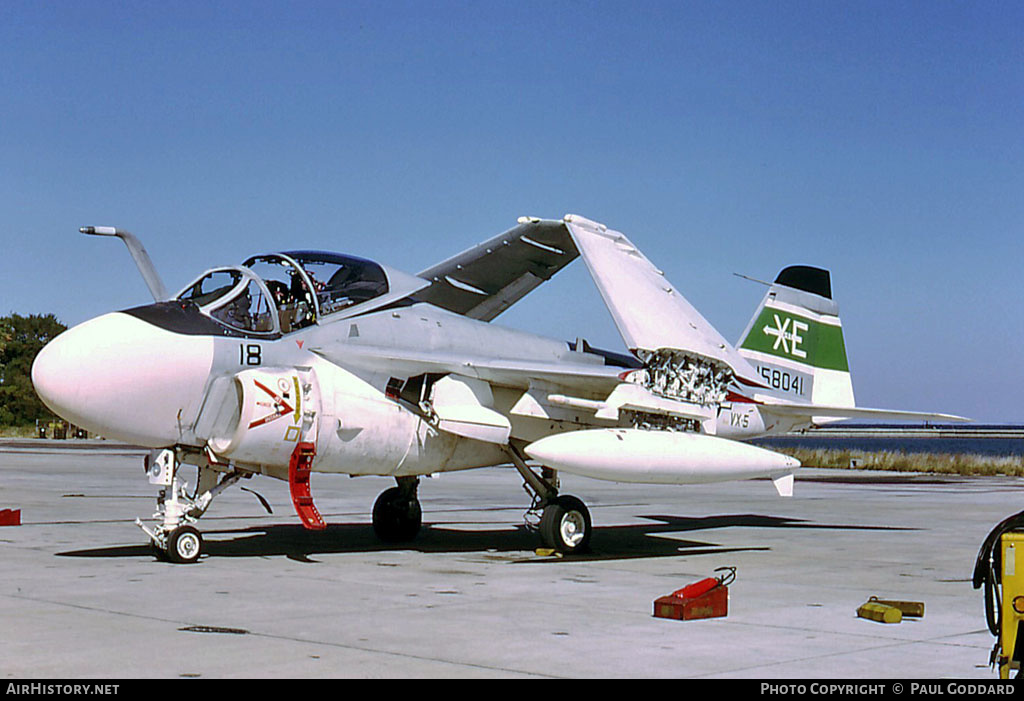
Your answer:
[0,441,1017,679]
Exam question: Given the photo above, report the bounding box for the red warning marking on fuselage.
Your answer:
[249,379,295,429]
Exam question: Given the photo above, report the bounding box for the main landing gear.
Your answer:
[538,494,592,554]
[137,448,253,564]
[366,452,592,555]
[506,446,592,554]
[372,476,422,543]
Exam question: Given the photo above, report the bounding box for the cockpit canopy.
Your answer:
[278,251,389,316]
[175,251,394,336]
[177,268,278,335]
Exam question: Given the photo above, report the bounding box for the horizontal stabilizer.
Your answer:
[757,401,970,424]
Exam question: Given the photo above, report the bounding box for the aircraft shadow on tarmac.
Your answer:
[56,513,913,564]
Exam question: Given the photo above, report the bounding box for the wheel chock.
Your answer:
[857,600,902,624]
[288,442,326,531]
[0,509,21,527]
[867,596,924,618]
[654,567,735,621]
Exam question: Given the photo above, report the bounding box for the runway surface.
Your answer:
[0,441,1017,679]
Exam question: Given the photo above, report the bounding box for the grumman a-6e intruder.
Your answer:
[32,216,965,563]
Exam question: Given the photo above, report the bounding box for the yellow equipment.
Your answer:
[973,515,1024,679]
[856,601,901,624]
[855,596,924,624]
[997,532,1024,678]
[869,597,924,618]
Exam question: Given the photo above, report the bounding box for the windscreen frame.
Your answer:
[174,266,281,337]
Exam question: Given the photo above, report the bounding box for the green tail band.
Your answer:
[739,308,849,372]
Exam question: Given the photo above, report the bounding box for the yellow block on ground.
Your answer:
[857,601,902,624]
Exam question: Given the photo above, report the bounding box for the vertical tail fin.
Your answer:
[736,266,855,408]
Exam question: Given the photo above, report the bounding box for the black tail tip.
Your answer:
[774,266,832,300]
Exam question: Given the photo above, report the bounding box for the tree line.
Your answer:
[0,314,67,426]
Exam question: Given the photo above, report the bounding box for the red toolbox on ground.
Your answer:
[654,567,734,621]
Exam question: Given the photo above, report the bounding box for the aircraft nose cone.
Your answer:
[31,338,63,417]
[32,312,214,446]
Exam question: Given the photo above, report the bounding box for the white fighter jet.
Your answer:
[31,215,965,562]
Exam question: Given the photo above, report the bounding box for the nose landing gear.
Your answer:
[137,448,248,564]
[165,525,203,564]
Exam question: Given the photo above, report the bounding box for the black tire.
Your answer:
[150,540,168,562]
[372,487,422,543]
[166,525,203,564]
[540,495,592,554]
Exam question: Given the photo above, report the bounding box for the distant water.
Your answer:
[751,425,1024,457]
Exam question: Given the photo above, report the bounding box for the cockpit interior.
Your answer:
[175,252,391,336]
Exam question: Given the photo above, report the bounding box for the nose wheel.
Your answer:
[166,525,203,564]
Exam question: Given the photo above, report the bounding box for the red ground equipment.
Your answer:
[0,509,21,527]
[654,566,736,621]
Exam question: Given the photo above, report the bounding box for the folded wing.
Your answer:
[563,214,762,387]
[416,218,578,322]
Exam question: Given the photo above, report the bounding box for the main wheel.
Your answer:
[166,525,203,564]
[372,487,422,543]
[540,495,592,554]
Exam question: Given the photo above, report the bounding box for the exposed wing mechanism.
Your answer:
[416,218,578,321]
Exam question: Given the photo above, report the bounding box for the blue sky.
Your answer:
[1,1,1021,422]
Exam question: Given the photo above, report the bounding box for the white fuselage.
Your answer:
[33,299,799,482]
